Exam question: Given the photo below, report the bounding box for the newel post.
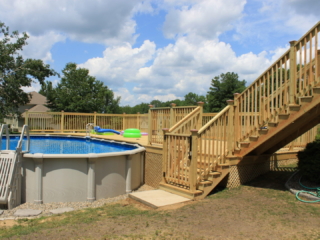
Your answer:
[93,111,97,126]
[161,128,169,184]
[61,110,65,133]
[197,102,204,130]
[170,103,176,127]
[137,112,140,129]
[226,100,235,157]
[190,129,198,192]
[289,40,297,105]
[148,105,153,145]
[123,113,126,131]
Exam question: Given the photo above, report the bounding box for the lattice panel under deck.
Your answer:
[145,152,163,188]
[226,158,298,189]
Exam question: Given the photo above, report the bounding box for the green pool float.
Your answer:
[123,128,142,138]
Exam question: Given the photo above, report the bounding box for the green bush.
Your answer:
[297,139,320,183]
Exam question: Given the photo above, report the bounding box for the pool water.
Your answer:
[1,136,137,154]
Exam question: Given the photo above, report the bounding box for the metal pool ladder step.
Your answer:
[0,124,30,209]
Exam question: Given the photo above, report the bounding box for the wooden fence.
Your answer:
[25,111,149,133]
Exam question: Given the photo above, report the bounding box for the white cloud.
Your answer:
[0,0,142,45]
[21,32,66,62]
[79,40,156,88]
[162,0,246,39]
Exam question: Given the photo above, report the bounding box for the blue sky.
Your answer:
[1,0,319,106]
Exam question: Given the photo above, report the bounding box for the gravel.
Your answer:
[0,184,155,219]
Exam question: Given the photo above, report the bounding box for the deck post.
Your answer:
[170,103,176,127]
[161,128,169,184]
[190,129,198,193]
[148,105,153,145]
[289,40,297,105]
[93,112,97,126]
[61,110,65,133]
[226,100,235,157]
[197,102,204,130]
[123,113,126,131]
[137,112,140,129]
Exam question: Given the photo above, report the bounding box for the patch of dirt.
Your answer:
[5,170,320,240]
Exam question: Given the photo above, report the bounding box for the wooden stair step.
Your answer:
[313,87,320,94]
[198,180,213,190]
[268,122,278,127]
[240,142,250,148]
[278,114,290,120]
[289,104,301,111]
[159,182,203,199]
[249,135,259,141]
[258,128,268,134]
[208,171,222,180]
[300,96,313,103]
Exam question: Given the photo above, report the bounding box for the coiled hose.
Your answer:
[295,176,320,203]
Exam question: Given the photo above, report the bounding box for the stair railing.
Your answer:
[161,103,204,191]
[194,21,320,169]
[0,124,10,150]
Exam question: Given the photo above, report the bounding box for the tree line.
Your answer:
[0,22,247,120]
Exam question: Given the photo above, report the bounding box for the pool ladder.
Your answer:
[0,124,30,209]
[86,123,95,137]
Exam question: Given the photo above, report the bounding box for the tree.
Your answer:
[45,63,120,113]
[207,72,246,112]
[0,22,56,119]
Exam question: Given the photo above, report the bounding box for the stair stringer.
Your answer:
[237,89,320,157]
[194,165,230,200]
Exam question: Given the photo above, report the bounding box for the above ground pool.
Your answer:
[1,136,137,154]
[0,135,145,205]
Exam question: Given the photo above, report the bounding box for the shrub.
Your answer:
[297,139,320,183]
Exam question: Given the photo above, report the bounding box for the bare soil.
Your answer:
[2,170,320,240]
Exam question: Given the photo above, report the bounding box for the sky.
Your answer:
[1,0,319,106]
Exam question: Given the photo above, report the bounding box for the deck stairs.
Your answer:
[159,22,320,200]
[0,124,30,209]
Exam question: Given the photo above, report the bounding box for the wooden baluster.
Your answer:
[161,128,169,184]
[226,100,234,158]
[190,129,198,192]
[289,40,297,105]
[197,101,204,130]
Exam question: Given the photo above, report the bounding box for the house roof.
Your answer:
[21,104,50,118]
[28,91,47,105]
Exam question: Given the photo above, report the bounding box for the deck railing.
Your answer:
[25,111,148,133]
[148,104,197,145]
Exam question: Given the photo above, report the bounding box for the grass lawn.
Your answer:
[1,168,320,240]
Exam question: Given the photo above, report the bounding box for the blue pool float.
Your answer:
[94,126,120,135]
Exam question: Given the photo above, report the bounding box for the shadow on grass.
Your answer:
[207,166,298,197]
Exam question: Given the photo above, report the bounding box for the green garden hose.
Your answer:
[295,176,320,203]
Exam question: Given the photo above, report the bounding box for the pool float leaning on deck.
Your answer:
[94,126,120,135]
[123,128,142,138]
